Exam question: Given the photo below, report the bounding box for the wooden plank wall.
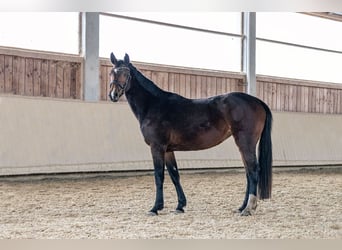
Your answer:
[100,59,246,102]
[100,60,342,114]
[257,76,342,114]
[1,48,341,114]
[0,48,82,99]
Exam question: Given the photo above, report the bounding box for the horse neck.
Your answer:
[124,79,149,121]
[125,67,163,122]
[129,64,164,96]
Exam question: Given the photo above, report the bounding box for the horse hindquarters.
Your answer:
[230,95,273,215]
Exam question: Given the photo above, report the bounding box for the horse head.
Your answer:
[108,52,131,102]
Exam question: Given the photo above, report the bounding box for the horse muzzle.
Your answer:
[109,90,119,102]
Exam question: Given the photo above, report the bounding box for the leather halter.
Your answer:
[110,66,131,91]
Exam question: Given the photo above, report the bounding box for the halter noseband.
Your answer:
[110,66,131,91]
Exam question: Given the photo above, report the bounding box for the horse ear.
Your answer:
[110,52,117,65]
[124,53,130,64]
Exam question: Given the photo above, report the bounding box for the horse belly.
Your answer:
[193,128,232,150]
[168,126,232,151]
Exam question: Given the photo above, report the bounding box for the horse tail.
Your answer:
[257,102,273,199]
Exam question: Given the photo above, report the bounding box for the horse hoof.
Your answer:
[147,211,158,216]
[174,208,184,214]
[240,209,252,216]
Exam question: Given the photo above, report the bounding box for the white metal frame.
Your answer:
[242,12,256,96]
[80,12,342,101]
[81,12,100,101]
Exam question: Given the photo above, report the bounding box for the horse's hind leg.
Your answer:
[165,151,187,213]
[237,173,250,212]
[234,132,259,216]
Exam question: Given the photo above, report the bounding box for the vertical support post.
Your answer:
[242,12,256,96]
[81,12,100,101]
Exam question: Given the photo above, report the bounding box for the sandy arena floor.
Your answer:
[0,167,341,239]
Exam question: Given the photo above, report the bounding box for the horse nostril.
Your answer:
[109,91,116,102]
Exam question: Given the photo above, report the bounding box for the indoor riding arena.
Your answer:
[0,12,341,239]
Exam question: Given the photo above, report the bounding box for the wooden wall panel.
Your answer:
[178,73,186,97]
[99,62,109,101]
[0,55,4,93]
[1,48,341,114]
[190,75,196,99]
[63,66,71,98]
[171,72,179,94]
[100,60,342,114]
[4,56,13,93]
[40,59,49,97]
[257,76,342,114]
[56,63,64,98]
[33,59,41,96]
[0,48,82,99]
[25,58,34,96]
[15,57,23,95]
[48,61,57,98]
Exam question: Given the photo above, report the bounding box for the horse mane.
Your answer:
[128,63,168,98]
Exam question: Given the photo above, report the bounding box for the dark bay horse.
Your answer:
[108,53,273,216]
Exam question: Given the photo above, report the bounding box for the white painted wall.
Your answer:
[0,96,341,176]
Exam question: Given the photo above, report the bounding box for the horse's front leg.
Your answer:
[149,145,166,215]
[165,151,187,213]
